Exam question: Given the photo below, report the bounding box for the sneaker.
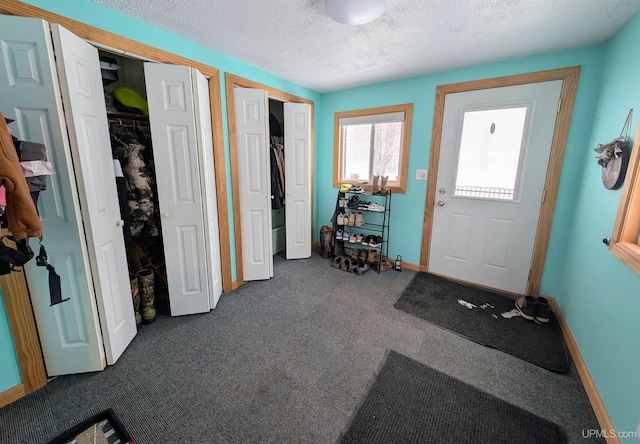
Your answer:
[342,230,351,241]
[515,296,537,321]
[349,233,357,243]
[367,249,380,264]
[335,229,343,240]
[340,256,351,271]
[337,214,345,225]
[351,248,361,260]
[350,185,364,193]
[339,197,347,208]
[361,235,370,246]
[535,297,550,323]
[369,203,384,212]
[355,212,365,227]
[348,212,356,226]
[368,236,382,248]
[348,258,359,272]
[331,256,343,269]
[356,233,364,243]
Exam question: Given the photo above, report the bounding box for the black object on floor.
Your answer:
[339,350,567,444]
[48,409,132,444]
[394,272,570,373]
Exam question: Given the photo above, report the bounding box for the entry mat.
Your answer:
[47,409,133,444]
[339,350,567,444]
[394,272,570,373]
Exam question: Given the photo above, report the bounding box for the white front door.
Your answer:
[144,63,211,316]
[52,24,137,365]
[233,87,273,281]
[0,14,109,375]
[284,103,312,259]
[192,68,223,307]
[429,81,562,294]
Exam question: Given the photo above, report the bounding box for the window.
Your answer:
[610,121,640,274]
[333,104,413,193]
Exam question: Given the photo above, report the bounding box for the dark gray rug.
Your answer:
[340,350,567,444]
[394,272,569,373]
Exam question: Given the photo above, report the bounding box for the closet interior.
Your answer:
[99,50,169,317]
[269,98,286,256]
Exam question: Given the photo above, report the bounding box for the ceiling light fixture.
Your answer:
[326,0,387,25]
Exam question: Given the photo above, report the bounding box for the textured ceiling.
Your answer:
[89,0,640,92]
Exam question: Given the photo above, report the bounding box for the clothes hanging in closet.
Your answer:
[110,123,159,238]
[270,137,285,209]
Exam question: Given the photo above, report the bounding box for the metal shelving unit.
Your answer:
[331,190,391,273]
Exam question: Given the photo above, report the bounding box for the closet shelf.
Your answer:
[107,110,149,121]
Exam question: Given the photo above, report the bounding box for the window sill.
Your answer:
[610,241,640,275]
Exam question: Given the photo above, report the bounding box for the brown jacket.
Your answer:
[0,113,42,239]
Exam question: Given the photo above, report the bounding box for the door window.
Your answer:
[453,106,529,201]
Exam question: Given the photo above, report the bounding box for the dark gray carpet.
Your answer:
[394,272,570,373]
[340,350,566,444]
[0,253,603,443]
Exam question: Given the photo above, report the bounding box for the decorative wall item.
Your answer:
[594,109,632,190]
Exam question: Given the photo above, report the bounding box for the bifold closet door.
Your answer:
[284,103,312,259]
[233,87,273,281]
[144,63,213,315]
[0,16,136,375]
[192,69,223,307]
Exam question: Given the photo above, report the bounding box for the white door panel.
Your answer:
[192,69,222,307]
[0,15,105,375]
[284,103,311,259]
[429,81,562,294]
[234,88,272,280]
[52,24,136,365]
[144,63,211,315]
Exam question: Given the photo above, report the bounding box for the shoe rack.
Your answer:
[331,189,391,273]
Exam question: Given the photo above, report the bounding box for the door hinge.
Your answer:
[557,98,562,114]
[541,189,547,202]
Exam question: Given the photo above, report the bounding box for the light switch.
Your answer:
[416,169,428,180]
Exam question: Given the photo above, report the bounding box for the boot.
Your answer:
[372,175,380,194]
[319,226,333,258]
[137,268,156,324]
[380,176,389,194]
[130,273,141,327]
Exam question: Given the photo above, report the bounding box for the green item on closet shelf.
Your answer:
[112,86,149,116]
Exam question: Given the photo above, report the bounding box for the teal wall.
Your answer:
[556,11,640,441]
[318,46,605,288]
[3,1,638,437]
[0,288,21,392]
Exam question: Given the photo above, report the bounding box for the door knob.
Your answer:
[163,212,171,218]
[437,200,445,207]
[286,192,292,196]
[438,188,447,194]
[116,220,124,227]
[270,195,274,200]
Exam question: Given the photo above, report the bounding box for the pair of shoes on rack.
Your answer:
[337,213,345,225]
[349,185,365,193]
[515,296,551,323]
[372,175,389,195]
[361,235,382,248]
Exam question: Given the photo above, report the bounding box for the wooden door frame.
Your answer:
[420,67,581,296]
[0,0,232,399]
[225,73,315,286]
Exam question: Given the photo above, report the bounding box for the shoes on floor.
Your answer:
[535,297,550,323]
[353,259,370,276]
[515,296,551,323]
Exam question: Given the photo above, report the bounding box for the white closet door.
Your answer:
[284,103,312,259]
[234,88,273,280]
[144,63,211,315]
[0,15,104,375]
[192,68,223,307]
[51,24,137,365]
